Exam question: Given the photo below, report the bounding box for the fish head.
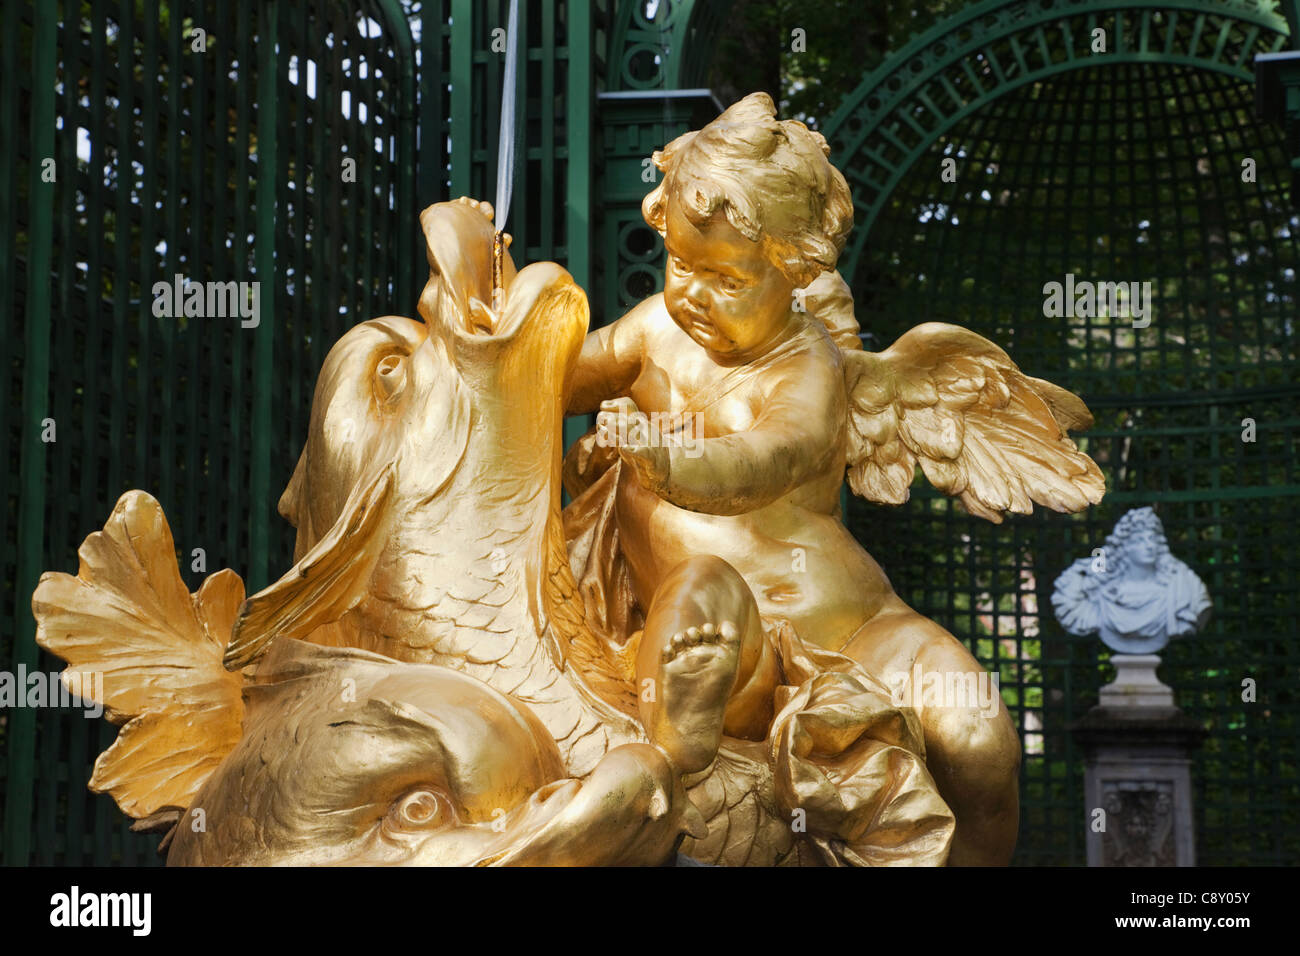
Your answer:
[173,641,697,867]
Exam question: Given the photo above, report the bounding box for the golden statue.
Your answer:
[32,93,1103,866]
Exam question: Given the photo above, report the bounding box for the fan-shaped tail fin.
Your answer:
[32,491,246,819]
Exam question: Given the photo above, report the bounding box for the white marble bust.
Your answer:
[1052,507,1211,654]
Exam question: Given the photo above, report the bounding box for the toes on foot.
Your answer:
[660,621,741,663]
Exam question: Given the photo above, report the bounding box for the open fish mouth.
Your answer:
[460,261,587,345]
[416,199,588,362]
[465,296,500,336]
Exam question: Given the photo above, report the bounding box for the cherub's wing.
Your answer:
[843,322,1104,522]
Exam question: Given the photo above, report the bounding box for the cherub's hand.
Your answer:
[595,399,672,495]
[596,397,644,449]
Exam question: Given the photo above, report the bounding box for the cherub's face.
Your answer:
[662,196,798,363]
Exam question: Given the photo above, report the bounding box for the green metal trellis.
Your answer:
[1,0,418,865]
[4,0,1298,867]
[825,0,1300,864]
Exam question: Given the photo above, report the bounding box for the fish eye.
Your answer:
[374,353,407,401]
[386,788,451,832]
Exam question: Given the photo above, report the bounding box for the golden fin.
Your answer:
[32,491,245,819]
[224,463,396,670]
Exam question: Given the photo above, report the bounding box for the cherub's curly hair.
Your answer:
[641,92,854,289]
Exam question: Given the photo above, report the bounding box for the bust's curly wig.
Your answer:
[1091,507,1179,590]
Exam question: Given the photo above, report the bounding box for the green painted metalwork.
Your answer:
[823,0,1299,864]
[824,0,1293,249]
[1256,50,1300,197]
[251,0,278,594]
[565,0,595,453]
[594,1,732,328]
[422,0,590,267]
[1282,0,1300,35]
[5,0,57,871]
[605,0,732,92]
[450,0,474,199]
[0,0,418,865]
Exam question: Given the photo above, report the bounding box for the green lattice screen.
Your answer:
[0,0,416,865]
[844,58,1299,865]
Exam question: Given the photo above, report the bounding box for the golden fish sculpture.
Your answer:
[33,198,971,866]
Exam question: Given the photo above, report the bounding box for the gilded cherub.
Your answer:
[563,92,1105,865]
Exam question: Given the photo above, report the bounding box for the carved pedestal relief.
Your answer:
[1101,781,1176,867]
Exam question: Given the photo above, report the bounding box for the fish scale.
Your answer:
[355,516,644,778]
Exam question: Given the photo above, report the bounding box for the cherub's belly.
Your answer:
[615,469,893,650]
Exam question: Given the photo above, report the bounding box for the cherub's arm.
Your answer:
[621,354,842,516]
[565,294,656,416]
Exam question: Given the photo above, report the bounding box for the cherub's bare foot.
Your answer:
[648,620,742,773]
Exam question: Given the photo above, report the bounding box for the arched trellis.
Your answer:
[823,0,1293,281]
[817,0,1300,865]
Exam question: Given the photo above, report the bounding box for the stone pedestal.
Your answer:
[1098,654,1174,708]
[1070,658,1206,867]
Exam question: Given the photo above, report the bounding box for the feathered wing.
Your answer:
[32,491,245,818]
[843,322,1105,522]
